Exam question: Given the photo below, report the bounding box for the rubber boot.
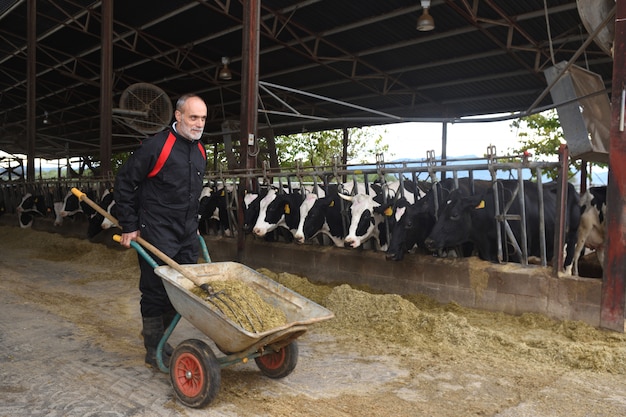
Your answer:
[141,316,170,368]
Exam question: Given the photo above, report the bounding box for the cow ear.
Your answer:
[284,203,290,214]
[475,200,485,209]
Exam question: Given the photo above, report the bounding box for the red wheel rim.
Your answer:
[257,348,286,370]
[173,352,205,397]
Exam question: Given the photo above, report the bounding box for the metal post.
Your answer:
[26,0,36,181]
[601,0,626,332]
[100,0,113,177]
[553,144,568,274]
[237,0,260,254]
[441,121,447,180]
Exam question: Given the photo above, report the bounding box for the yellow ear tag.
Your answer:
[220,190,225,196]
[329,201,335,207]
[284,203,290,215]
[384,206,393,216]
[475,200,485,209]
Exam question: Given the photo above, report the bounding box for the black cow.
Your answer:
[424,180,580,270]
[386,178,490,261]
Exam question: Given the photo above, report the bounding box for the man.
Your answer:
[114,94,208,368]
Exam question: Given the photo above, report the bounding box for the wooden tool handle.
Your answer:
[72,188,204,287]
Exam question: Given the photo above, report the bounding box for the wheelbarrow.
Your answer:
[70,188,334,408]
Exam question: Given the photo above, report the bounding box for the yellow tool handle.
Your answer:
[71,187,120,229]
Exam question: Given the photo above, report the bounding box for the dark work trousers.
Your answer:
[138,236,198,318]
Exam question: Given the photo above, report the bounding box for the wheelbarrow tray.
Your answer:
[156,261,334,353]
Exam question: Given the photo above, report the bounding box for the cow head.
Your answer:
[340,192,382,249]
[295,193,320,244]
[424,189,483,252]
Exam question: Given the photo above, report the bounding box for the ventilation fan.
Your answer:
[117,83,173,134]
[577,0,615,58]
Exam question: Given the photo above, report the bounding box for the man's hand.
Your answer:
[119,230,140,248]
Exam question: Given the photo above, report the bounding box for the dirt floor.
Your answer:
[1,221,626,417]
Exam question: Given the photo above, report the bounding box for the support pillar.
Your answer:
[26,0,36,181]
[237,0,260,253]
[99,0,113,178]
[600,0,626,332]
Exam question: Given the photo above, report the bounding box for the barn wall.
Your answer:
[204,236,602,327]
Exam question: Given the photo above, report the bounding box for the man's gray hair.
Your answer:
[175,94,204,112]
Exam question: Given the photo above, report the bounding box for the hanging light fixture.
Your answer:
[218,56,233,81]
[417,0,435,31]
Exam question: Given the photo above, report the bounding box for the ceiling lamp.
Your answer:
[218,56,233,81]
[417,0,435,31]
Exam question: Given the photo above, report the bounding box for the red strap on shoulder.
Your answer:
[147,132,176,178]
[197,142,206,159]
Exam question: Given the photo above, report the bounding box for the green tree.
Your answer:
[509,110,583,180]
[272,127,389,168]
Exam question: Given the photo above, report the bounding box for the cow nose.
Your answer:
[424,238,436,251]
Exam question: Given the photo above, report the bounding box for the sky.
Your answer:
[376,119,521,161]
[374,119,608,186]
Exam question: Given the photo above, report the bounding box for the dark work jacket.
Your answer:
[114,126,207,258]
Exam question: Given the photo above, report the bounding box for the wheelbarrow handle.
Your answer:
[71,187,206,289]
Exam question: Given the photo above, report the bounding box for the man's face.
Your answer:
[175,97,207,141]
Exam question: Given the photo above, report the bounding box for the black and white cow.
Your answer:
[252,188,304,241]
[16,193,50,228]
[338,180,413,251]
[56,189,97,225]
[569,186,607,276]
[424,180,580,270]
[294,184,346,247]
[198,183,233,236]
[336,179,428,251]
[86,188,117,238]
[242,188,270,235]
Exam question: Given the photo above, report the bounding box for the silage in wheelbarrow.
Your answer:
[156,261,334,353]
[189,279,287,333]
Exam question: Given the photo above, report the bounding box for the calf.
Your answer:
[569,186,607,276]
[86,188,118,238]
[424,180,580,271]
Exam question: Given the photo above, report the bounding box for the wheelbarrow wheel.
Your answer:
[255,341,298,379]
[169,339,221,408]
